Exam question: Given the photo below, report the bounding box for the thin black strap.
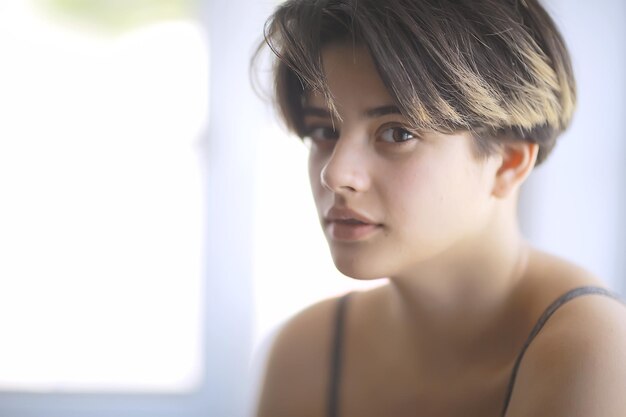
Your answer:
[500,286,622,416]
[327,292,352,417]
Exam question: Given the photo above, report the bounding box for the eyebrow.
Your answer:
[301,105,402,119]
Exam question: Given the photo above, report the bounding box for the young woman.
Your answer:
[254,1,626,416]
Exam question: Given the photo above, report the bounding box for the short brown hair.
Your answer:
[258,0,576,166]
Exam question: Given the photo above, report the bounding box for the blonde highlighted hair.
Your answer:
[258,0,576,166]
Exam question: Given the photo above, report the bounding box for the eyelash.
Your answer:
[302,125,419,145]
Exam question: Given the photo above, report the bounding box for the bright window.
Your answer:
[0,1,208,392]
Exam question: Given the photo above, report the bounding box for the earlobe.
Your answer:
[492,141,539,198]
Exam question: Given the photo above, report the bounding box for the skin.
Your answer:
[256,43,626,417]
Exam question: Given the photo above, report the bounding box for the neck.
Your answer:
[384,200,531,369]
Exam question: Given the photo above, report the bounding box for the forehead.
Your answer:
[304,43,396,111]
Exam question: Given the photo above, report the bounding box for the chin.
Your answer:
[332,257,390,280]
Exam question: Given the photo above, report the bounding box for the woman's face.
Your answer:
[304,43,502,280]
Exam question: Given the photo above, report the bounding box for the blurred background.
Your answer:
[0,0,623,416]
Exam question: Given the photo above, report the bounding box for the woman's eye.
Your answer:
[379,127,417,143]
[303,126,339,142]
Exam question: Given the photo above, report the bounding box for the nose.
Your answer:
[320,136,371,194]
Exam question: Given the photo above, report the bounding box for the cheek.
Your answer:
[378,161,434,223]
[381,156,486,231]
[308,150,325,205]
[308,152,317,188]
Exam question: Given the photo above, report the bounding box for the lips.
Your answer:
[324,206,382,241]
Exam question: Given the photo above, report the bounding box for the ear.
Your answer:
[492,141,539,198]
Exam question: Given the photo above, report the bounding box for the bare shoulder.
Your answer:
[255,294,347,417]
[525,248,605,289]
[506,272,626,417]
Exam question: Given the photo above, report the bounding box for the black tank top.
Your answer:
[326,286,622,417]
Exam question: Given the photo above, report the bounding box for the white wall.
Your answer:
[520,0,626,294]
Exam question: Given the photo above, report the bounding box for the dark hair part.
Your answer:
[258,0,576,166]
